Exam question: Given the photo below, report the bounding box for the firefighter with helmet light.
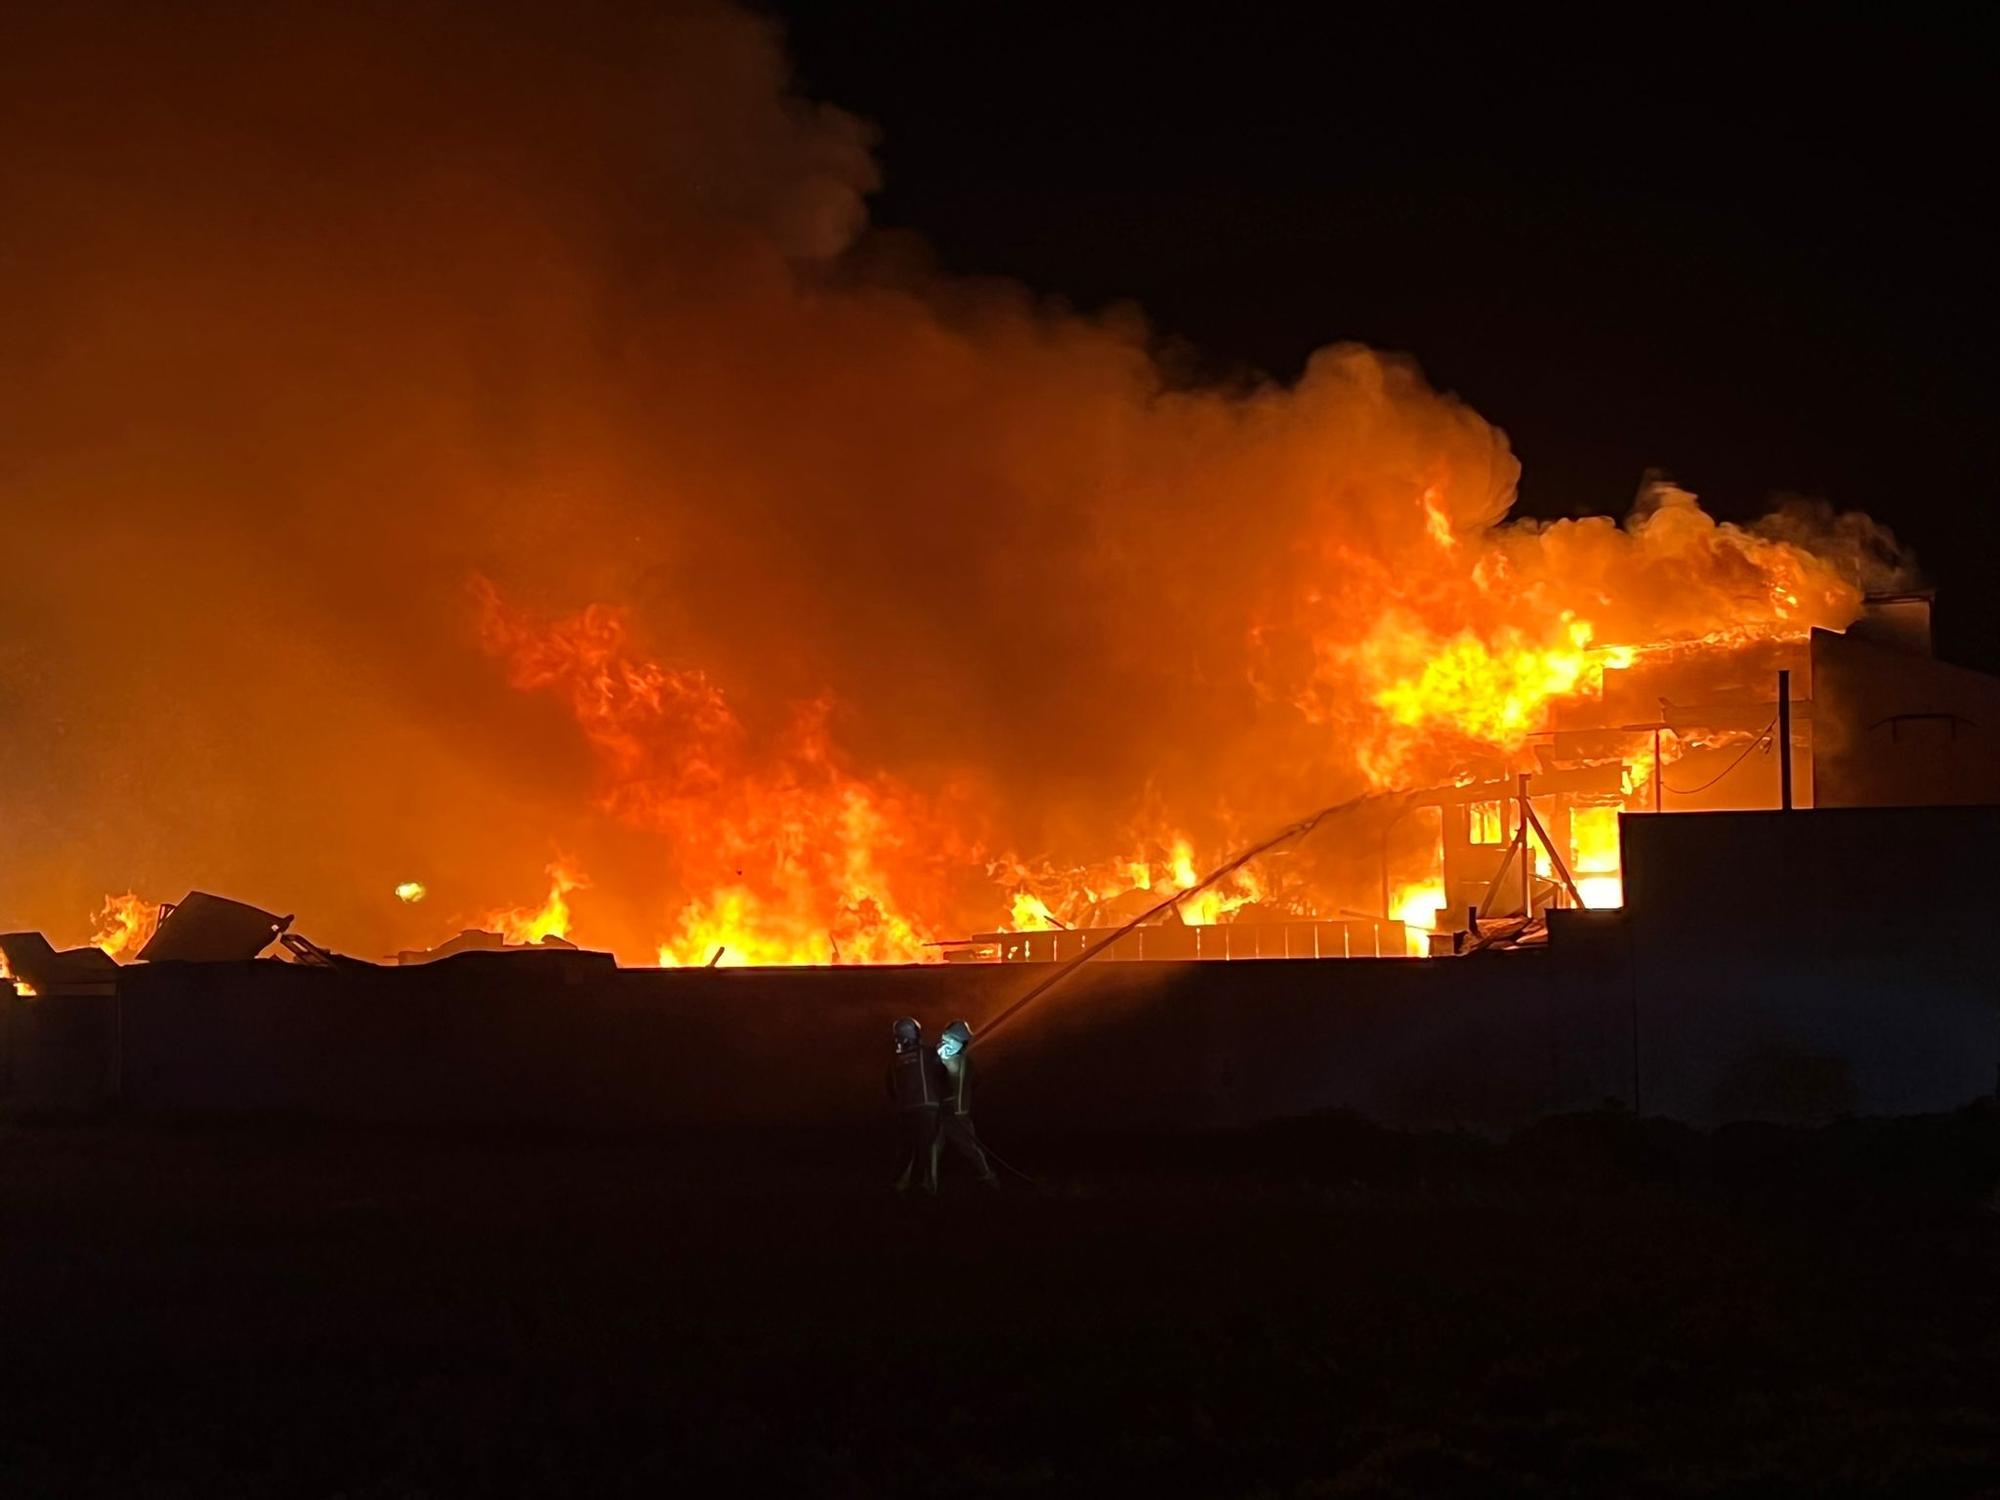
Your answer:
[932,1018,998,1189]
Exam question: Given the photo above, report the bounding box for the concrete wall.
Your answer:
[5,806,1995,1132]
[1621,806,2000,1124]
[4,950,1597,1133]
[1813,627,2000,808]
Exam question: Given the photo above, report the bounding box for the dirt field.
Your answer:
[3,1109,1998,1497]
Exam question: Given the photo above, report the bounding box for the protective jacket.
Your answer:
[931,1020,995,1185]
[887,1043,945,1111]
[940,1049,974,1117]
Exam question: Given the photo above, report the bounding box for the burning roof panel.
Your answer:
[0,932,122,995]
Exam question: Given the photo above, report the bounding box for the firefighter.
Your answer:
[932,1018,998,1189]
[886,1016,943,1193]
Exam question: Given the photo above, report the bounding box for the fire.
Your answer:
[657,875,936,967]
[0,9,1917,971]
[1181,858,1264,927]
[1289,483,1867,794]
[1008,891,1063,932]
[395,881,427,904]
[1137,835,1271,928]
[483,861,585,946]
[1371,615,1598,751]
[89,893,159,961]
[0,950,35,997]
[1390,879,1447,955]
[1569,805,1624,909]
[989,834,1285,936]
[477,581,974,967]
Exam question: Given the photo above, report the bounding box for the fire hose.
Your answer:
[975,792,1369,1047]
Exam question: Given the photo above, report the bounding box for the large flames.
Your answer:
[474,581,976,966]
[28,490,1879,969]
[482,861,586,947]
[442,479,1877,964]
[0,2,1912,969]
[1292,482,1864,792]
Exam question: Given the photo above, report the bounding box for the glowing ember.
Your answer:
[395,881,428,904]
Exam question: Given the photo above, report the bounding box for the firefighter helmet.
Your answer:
[891,1016,921,1045]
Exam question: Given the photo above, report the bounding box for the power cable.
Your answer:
[1660,718,1776,796]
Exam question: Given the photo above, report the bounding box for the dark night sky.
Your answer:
[769,4,1998,665]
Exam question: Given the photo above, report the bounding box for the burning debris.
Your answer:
[88,894,161,962]
[0,933,120,997]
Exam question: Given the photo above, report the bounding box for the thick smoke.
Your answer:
[0,1,1904,961]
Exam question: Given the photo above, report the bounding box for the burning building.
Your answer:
[944,584,1963,966]
[7,525,2000,1129]
[1,4,1935,975]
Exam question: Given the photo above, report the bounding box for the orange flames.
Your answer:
[463,480,1874,962]
[475,581,978,966]
[1289,482,1864,792]
[481,861,585,946]
[89,894,160,962]
[2,894,159,983]
[0,949,32,996]
[1390,879,1447,954]
[1568,805,1625,910]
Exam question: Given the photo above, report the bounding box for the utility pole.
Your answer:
[1777,669,1794,810]
[1518,773,1533,917]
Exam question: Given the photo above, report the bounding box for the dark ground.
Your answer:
[4,1109,1999,1498]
